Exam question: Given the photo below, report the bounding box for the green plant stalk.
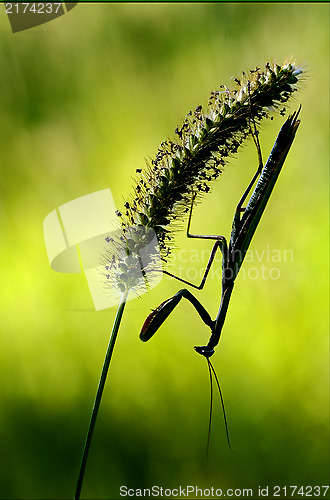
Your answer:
[74,291,128,500]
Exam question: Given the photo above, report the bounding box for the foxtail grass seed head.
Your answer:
[101,225,160,297]
[104,61,302,298]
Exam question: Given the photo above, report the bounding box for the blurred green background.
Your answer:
[0,3,329,499]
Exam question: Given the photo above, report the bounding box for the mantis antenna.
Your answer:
[206,357,231,454]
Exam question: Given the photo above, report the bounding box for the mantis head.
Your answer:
[194,345,215,358]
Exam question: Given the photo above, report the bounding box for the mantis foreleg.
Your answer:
[140,288,214,342]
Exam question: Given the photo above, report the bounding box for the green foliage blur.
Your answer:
[0,3,328,499]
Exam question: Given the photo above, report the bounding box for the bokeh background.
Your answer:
[0,3,329,499]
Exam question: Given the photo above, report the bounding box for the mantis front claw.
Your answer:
[139,288,215,345]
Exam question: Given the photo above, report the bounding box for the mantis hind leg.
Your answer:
[162,238,226,290]
[235,80,265,216]
[230,89,265,244]
[158,194,228,290]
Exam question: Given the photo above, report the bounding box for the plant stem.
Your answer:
[74,291,128,500]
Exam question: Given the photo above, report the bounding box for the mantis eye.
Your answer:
[194,345,215,358]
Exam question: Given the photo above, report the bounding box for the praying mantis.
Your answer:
[139,107,301,447]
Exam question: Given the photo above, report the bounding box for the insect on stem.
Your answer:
[139,107,301,453]
[65,62,303,500]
